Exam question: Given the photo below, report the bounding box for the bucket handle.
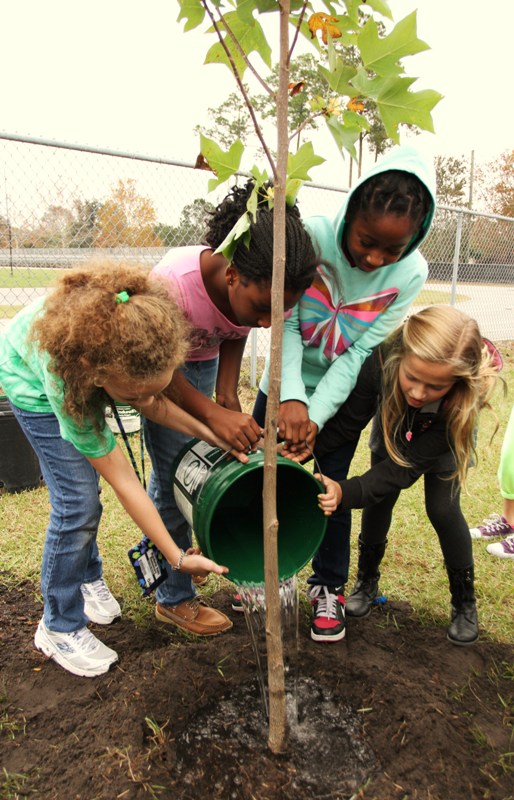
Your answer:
[303,441,326,490]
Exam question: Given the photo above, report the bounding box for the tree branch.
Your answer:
[288,0,309,63]
[289,109,326,144]
[201,0,277,178]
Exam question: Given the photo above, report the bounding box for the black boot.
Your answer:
[446,564,479,646]
[346,537,387,618]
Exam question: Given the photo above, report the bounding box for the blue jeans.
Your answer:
[10,404,103,632]
[143,358,218,607]
[253,389,359,589]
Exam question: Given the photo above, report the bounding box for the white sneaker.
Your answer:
[486,535,514,559]
[81,578,122,625]
[34,619,118,677]
[469,513,514,539]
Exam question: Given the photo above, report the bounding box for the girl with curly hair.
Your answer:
[0,260,236,677]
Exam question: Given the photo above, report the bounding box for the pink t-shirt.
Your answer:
[151,246,251,361]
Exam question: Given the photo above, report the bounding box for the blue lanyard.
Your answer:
[110,404,146,490]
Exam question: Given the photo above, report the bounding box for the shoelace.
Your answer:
[310,586,340,619]
[186,596,210,615]
[68,627,100,653]
[499,537,514,553]
[480,513,509,534]
[85,579,112,602]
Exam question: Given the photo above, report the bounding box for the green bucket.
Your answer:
[172,439,327,585]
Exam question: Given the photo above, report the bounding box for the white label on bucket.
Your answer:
[173,440,223,525]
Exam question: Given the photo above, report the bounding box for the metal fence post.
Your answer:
[450,211,464,306]
[250,328,258,388]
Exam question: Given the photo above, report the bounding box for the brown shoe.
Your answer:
[192,574,208,587]
[155,598,232,636]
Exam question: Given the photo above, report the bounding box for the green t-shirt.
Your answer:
[0,298,116,459]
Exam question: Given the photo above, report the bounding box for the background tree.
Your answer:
[434,155,468,207]
[36,205,74,248]
[195,89,258,152]
[176,197,216,244]
[69,199,101,248]
[95,179,163,248]
[423,155,471,266]
[0,215,13,249]
[155,197,216,246]
[484,149,514,218]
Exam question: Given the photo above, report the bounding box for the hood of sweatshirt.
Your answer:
[331,144,436,263]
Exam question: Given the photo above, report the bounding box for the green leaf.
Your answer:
[199,134,244,191]
[235,0,257,26]
[376,80,443,141]
[249,165,270,188]
[294,16,322,53]
[214,211,252,261]
[285,178,304,206]
[358,12,430,77]
[204,11,272,75]
[287,141,325,181]
[325,115,362,159]
[252,0,282,14]
[246,184,261,220]
[339,0,361,24]
[177,0,205,32]
[363,0,393,21]
[350,70,442,140]
[342,108,370,133]
[319,60,357,96]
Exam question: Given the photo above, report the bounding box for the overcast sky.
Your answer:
[1,0,512,180]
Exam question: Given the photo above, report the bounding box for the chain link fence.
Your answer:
[1,134,513,377]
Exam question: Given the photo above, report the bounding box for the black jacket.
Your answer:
[314,345,456,510]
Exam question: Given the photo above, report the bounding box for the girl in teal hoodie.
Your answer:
[254,146,437,642]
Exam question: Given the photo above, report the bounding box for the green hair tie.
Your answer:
[115,290,130,304]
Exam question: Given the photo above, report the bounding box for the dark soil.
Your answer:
[1,577,513,800]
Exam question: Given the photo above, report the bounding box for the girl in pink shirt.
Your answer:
[145,180,319,635]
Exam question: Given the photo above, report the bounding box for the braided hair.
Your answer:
[204,179,319,294]
[345,170,431,230]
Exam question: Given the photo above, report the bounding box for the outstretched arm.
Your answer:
[88,444,229,577]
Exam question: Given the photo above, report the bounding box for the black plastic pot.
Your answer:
[0,396,43,493]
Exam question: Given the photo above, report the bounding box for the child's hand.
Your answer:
[314,474,342,515]
[181,547,229,576]
[278,400,311,445]
[208,406,262,452]
[280,440,312,463]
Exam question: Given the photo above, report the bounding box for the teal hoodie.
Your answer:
[259,145,436,431]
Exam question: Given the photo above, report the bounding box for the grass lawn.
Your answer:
[415,287,470,305]
[0,267,64,288]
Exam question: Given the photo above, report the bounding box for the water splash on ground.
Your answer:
[176,677,378,798]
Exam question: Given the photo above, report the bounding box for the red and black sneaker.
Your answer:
[308,585,346,642]
[231,593,244,612]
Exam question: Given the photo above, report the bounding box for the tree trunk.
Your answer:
[263,0,290,755]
